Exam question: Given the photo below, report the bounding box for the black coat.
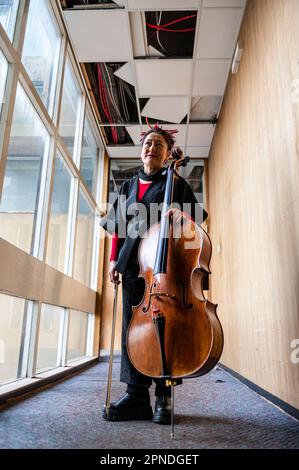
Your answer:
[100,171,208,275]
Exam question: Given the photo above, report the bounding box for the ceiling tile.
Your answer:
[128,0,199,9]
[113,63,135,86]
[126,125,187,146]
[107,146,142,158]
[196,8,244,59]
[63,10,132,62]
[192,59,230,95]
[125,126,144,145]
[141,97,189,124]
[185,146,210,158]
[187,123,215,146]
[202,0,246,7]
[190,95,222,120]
[135,60,193,96]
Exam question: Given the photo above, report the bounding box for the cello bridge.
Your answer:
[150,292,176,300]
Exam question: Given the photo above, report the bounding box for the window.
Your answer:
[0,83,50,254]
[22,0,62,115]
[0,49,8,117]
[0,0,19,41]
[81,113,98,198]
[59,55,83,162]
[46,153,72,273]
[0,292,26,386]
[67,310,88,364]
[36,304,63,374]
[73,188,94,286]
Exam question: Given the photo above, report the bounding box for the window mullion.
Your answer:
[0,59,20,203]
[86,313,94,357]
[36,138,58,261]
[12,0,28,55]
[53,36,67,129]
[90,213,100,291]
[65,178,79,278]
[73,94,86,168]
[25,301,41,378]
[60,309,69,367]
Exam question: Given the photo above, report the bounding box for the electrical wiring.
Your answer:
[97,63,118,143]
[118,79,130,122]
[148,13,197,39]
[122,82,135,104]
[103,63,124,123]
[94,61,138,143]
[154,14,197,29]
[147,24,195,33]
[156,10,167,55]
[120,81,130,122]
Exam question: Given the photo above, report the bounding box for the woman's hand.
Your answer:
[109,260,120,284]
[164,208,186,224]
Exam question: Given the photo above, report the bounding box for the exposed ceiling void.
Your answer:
[129,10,197,59]
[103,126,134,146]
[83,62,139,127]
[145,11,197,58]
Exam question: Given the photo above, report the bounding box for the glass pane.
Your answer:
[0,292,26,386]
[22,0,61,115]
[108,158,141,204]
[59,56,82,160]
[36,304,63,374]
[0,49,8,117]
[46,153,72,272]
[0,83,50,254]
[67,310,88,363]
[0,0,19,41]
[73,189,94,286]
[81,115,98,197]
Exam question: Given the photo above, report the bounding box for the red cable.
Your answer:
[147,24,195,33]
[97,64,110,121]
[154,14,197,29]
[148,14,196,39]
[97,64,118,144]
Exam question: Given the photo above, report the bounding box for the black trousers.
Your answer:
[120,261,179,396]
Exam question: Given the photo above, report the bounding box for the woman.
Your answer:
[100,125,208,424]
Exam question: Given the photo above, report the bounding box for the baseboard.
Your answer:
[220,363,299,421]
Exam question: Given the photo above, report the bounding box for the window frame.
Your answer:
[0,0,106,390]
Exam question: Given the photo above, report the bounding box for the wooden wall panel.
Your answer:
[208,0,299,408]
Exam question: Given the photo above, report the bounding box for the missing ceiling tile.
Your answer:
[144,10,197,58]
[84,62,139,126]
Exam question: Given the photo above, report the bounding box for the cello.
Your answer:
[126,148,224,435]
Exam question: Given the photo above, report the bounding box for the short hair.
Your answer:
[140,126,177,151]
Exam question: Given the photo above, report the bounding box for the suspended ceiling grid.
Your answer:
[62,0,247,158]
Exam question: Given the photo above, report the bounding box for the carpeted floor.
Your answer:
[0,362,298,449]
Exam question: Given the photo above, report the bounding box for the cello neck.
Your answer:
[153,167,175,275]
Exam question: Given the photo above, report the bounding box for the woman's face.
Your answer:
[140,133,170,171]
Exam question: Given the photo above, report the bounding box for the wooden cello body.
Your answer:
[127,155,223,381]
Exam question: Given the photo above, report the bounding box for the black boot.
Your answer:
[153,396,171,425]
[102,387,153,422]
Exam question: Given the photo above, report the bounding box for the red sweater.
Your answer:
[110,179,193,262]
